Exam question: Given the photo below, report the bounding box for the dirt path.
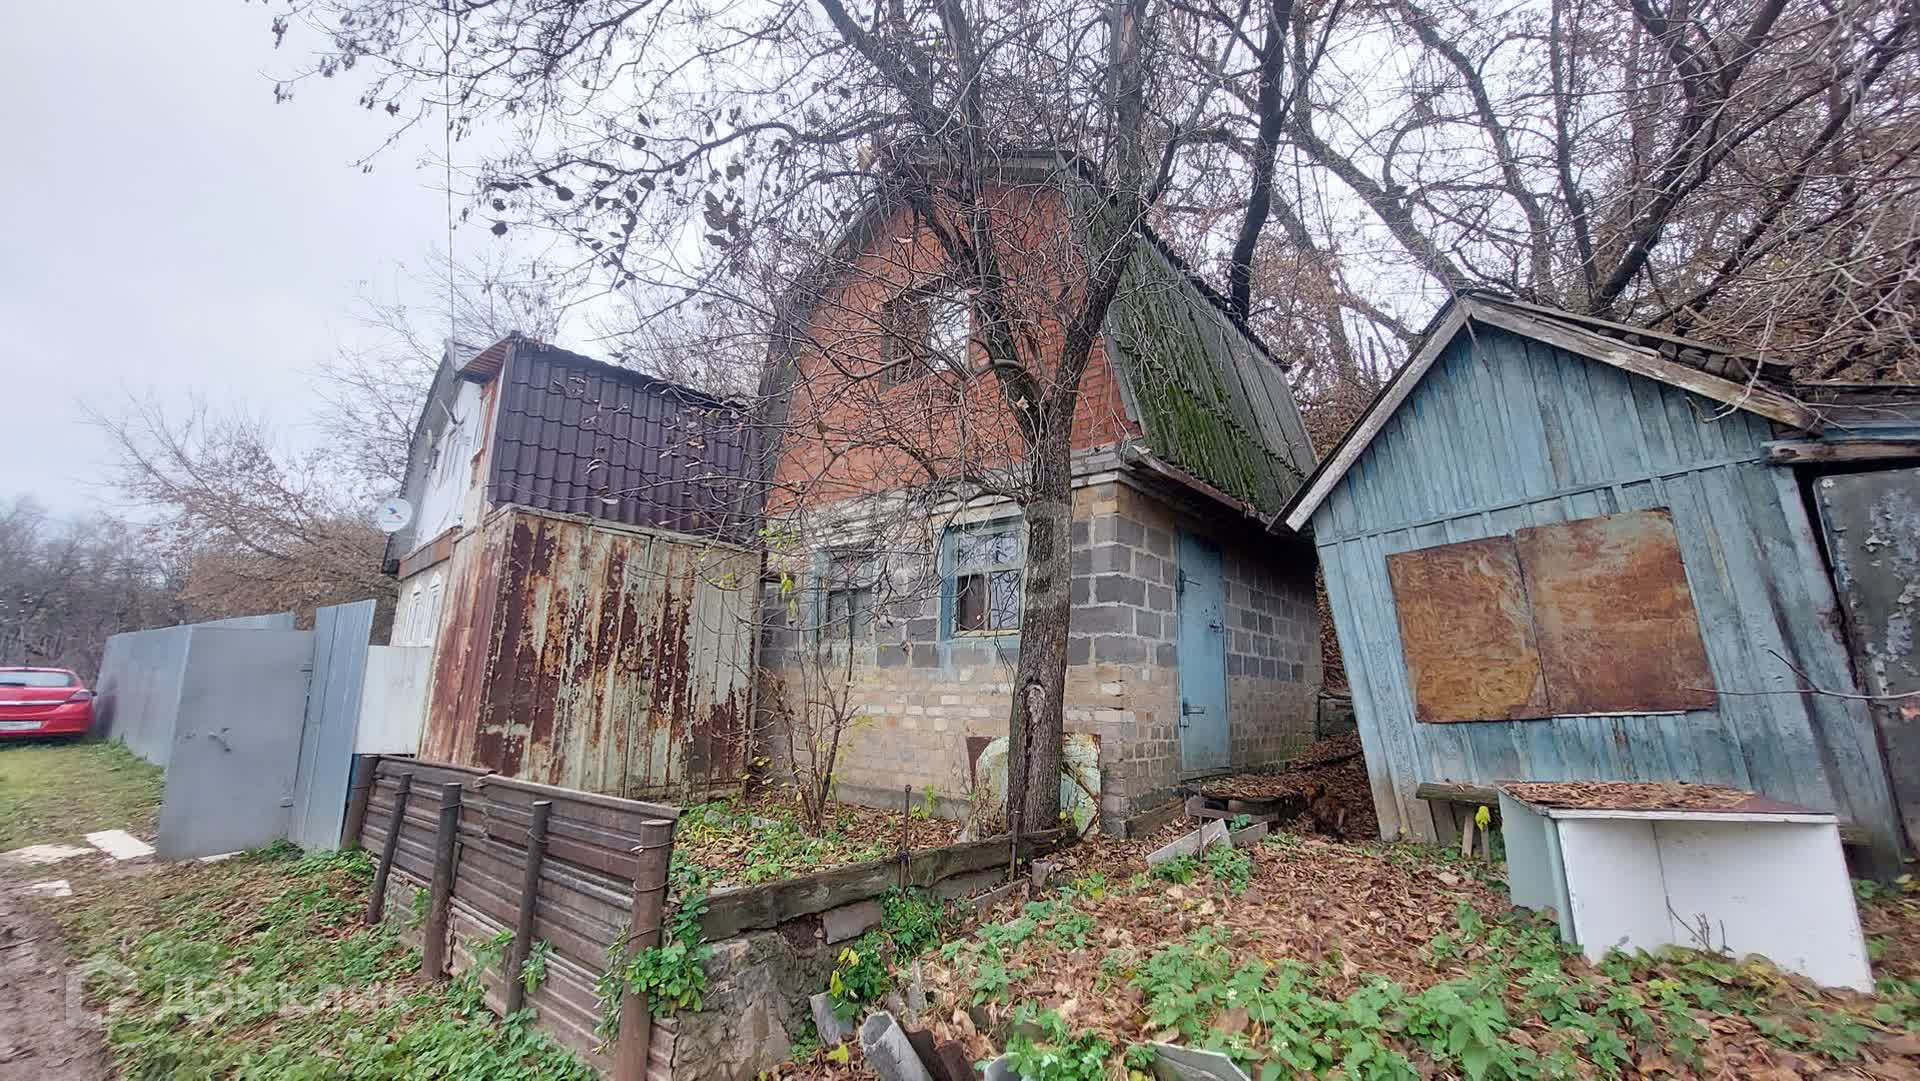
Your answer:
[0,877,114,1079]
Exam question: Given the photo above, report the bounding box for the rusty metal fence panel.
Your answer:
[356,756,680,1074]
[424,507,757,803]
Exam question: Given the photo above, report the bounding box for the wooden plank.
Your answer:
[365,772,413,925]
[1765,440,1920,465]
[1386,536,1550,722]
[1514,509,1717,716]
[1466,302,1821,432]
[698,829,1073,941]
[422,783,463,980]
[1416,782,1500,804]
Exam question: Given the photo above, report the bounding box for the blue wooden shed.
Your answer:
[1278,294,1920,871]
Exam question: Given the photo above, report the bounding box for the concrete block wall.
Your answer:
[1222,546,1320,768]
[755,478,1319,832]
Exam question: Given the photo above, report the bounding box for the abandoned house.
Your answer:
[384,335,760,799]
[756,164,1321,835]
[1279,293,1920,872]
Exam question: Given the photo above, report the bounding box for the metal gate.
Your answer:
[1815,469,1920,852]
[289,599,377,850]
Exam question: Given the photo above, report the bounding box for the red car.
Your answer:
[0,667,96,739]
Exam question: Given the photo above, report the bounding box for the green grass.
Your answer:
[0,739,163,849]
[8,740,594,1079]
[59,844,594,1079]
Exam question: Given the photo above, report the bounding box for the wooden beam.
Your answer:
[616,818,676,1081]
[365,772,413,925]
[1766,439,1920,465]
[698,829,1073,941]
[1416,782,1501,805]
[1467,303,1822,432]
[503,800,552,1015]
[422,783,463,981]
[1416,781,1872,847]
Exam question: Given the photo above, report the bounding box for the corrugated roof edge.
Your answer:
[487,337,745,411]
[1270,292,1845,535]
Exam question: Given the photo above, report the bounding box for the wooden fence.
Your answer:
[344,756,1078,1081]
[346,755,679,1079]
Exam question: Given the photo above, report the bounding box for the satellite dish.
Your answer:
[374,497,414,534]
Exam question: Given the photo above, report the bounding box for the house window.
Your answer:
[1385,509,1716,722]
[880,284,971,386]
[819,549,874,647]
[950,525,1022,634]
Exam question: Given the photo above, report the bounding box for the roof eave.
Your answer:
[1275,296,1826,534]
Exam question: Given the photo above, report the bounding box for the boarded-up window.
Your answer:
[1386,509,1715,722]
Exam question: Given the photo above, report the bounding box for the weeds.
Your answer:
[829,932,892,1020]
[62,844,591,1079]
[1002,1004,1110,1081]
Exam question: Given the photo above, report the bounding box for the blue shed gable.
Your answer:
[1316,326,1778,543]
[1309,323,1902,865]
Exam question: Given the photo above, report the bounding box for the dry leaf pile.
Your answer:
[1504,781,1764,813]
[783,832,1920,1080]
[1197,734,1379,839]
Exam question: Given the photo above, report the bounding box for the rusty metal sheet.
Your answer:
[1386,537,1550,722]
[1514,509,1716,715]
[422,507,755,801]
[1815,468,1920,849]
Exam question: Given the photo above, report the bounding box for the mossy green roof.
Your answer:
[1104,242,1315,516]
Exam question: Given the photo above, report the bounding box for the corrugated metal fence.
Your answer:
[352,755,680,1078]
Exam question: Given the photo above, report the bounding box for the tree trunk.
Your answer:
[1006,439,1073,835]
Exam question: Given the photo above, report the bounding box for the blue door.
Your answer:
[1176,533,1230,774]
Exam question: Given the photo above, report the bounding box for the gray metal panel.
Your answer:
[1815,468,1920,851]
[92,612,295,767]
[156,628,314,860]
[93,625,190,766]
[290,600,376,850]
[1310,326,1901,862]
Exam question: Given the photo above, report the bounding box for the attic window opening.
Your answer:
[880,283,971,386]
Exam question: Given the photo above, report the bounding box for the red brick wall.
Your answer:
[770,186,1137,513]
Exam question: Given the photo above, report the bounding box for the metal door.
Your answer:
[1814,468,1920,851]
[1176,533,1230,774]
[289,599,377,850]
[156,628,313,860]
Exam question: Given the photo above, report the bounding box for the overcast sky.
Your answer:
[0,4,500,518]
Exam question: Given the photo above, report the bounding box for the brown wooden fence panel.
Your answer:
[356,756,680,1076]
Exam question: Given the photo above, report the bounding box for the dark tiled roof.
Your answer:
[489,342,758,543]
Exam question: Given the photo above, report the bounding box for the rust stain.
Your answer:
[423,507,756,802]
[1387,536,1550,723]
[1514,509,1717,716]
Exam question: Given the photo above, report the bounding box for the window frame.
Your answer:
[943,521,1024,638]
[878,281,972,386]
[814,546,877,655]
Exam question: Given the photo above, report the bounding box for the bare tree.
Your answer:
[1155,0,1920,379]
[87,396,396,630]
[319,249,569,492]
[0,498,185,679]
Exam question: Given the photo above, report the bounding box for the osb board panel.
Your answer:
[1514,509,1716,716]
[1386,537,1548,722]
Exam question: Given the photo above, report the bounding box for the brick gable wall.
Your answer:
[768,186,1137,514]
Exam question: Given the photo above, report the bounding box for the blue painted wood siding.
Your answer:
[1313,326,1901,861]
